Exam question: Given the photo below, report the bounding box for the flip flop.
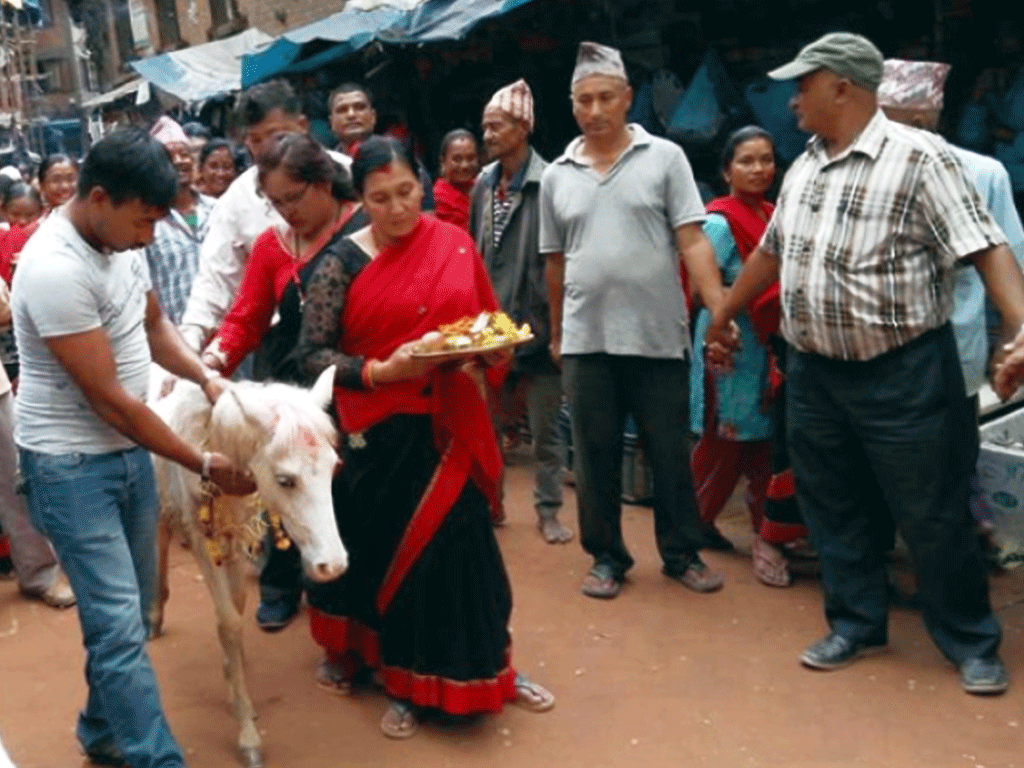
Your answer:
[513,673,555,712]
[580,565,623,599]
[752,537,791,588]
[380,700,419,739]
[314,658,352,696]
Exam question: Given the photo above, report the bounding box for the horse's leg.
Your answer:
[185,527,264,768]
[149,514,173,639]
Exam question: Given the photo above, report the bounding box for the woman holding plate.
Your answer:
[294,136,553,739]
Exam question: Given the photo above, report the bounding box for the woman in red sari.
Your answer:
[690,126,806,587]
[431,129,479,231]
[295,137,553,739]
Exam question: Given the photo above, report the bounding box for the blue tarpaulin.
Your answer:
[131,28,274,102]
[242,0,537,87]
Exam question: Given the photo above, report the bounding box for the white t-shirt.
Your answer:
[12,213,152,454]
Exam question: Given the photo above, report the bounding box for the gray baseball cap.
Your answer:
[768,32,884,92]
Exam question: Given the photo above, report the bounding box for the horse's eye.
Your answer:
[275,475,297,489]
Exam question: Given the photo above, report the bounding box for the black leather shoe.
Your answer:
[960,656,1009,695]
[256,596,300,632]
[800,633,886,670]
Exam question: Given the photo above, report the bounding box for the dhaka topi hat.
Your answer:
[150,116,190,147]
[485,79,535,133]
[877,59,951,111]
[572,41,627,86]
[768,32,884,92]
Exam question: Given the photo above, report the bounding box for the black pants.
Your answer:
[259,537,302,604]
[562,354,704,578]
[786,325,1000,663]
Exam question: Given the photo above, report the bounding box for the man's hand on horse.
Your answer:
[206,452,257,496]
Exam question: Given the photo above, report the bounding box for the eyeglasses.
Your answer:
[267,182,310,212]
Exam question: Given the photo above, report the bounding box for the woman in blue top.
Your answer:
[690,126,792,587]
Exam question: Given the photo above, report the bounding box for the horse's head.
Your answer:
[212,366,347,582]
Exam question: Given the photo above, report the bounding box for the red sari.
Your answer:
[306,215,517,715]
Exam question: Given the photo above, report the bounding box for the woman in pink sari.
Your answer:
[295,136,553,739]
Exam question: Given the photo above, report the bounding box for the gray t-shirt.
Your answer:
[539,124,705,359]
[13,213,152,454]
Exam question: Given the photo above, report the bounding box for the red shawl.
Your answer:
[705,196,779,344]
[432,178,472,231]
[0,223,37,286]
[337,215,505,614]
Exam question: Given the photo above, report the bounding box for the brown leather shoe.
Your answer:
[666,559,724,593]
[24,576,76,609]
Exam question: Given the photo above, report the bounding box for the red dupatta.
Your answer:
[338,215,505,615]
[432,178,472,231]
[705,196,779,344]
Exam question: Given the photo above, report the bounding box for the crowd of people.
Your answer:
[2,30,1024,768]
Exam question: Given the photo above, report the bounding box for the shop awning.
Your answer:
[242,0,536,87]
[80,77,149,109]
[131,28,274,103]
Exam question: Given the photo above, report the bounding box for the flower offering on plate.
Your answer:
[411,311,534,359]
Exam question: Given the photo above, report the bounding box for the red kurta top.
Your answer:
[208,208,355,374]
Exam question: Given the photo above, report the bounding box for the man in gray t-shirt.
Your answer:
[12,128,252,768]
[541,42,731,599]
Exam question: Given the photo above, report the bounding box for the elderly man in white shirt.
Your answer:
[179,80,350,353]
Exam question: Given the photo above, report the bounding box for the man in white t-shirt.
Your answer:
[12,128,253,768]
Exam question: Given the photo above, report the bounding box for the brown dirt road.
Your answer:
[3,455,1024,768]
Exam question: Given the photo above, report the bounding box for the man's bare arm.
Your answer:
[144,292,227,402]
[545,252,565,368]
[44,328,251,494]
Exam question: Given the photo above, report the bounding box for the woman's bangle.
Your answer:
[201,370,223,388]
[201,451,213,481]
[361,359,378,389]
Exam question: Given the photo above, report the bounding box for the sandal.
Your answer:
[752,536,791,588]
[513,673,555,713]
[580,565,622,599]
[380,700,419,739]
[315,657,352,696]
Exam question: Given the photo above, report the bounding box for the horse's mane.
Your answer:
[210,380,338,467]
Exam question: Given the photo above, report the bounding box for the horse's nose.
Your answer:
[313,560,346,581]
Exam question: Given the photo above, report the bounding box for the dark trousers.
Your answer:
[562,353,704,578]
[786,325,1000,663]
[259,538,302,604]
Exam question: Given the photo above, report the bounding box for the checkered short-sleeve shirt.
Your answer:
[762,110,1007,361]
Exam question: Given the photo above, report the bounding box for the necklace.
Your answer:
[289,201,351,309]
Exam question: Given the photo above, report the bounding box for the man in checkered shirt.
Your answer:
[707,33,1024,695]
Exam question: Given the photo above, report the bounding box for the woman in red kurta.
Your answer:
[295,137,553,739]
[430,129,479,231]
[201,133,364,382]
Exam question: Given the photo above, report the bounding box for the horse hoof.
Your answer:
[239,746,264,768]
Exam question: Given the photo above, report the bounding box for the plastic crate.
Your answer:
[621,421,654,506]
[977,406,1024,563]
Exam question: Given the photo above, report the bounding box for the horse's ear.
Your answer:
[310,365,336,411]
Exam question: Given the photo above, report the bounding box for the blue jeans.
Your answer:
[19,447,185,768]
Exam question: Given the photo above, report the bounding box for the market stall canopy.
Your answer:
[132,28,274,103]
[80,78,149,109]
[242,0,536,87]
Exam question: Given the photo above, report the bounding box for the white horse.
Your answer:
[149,366,346,768]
